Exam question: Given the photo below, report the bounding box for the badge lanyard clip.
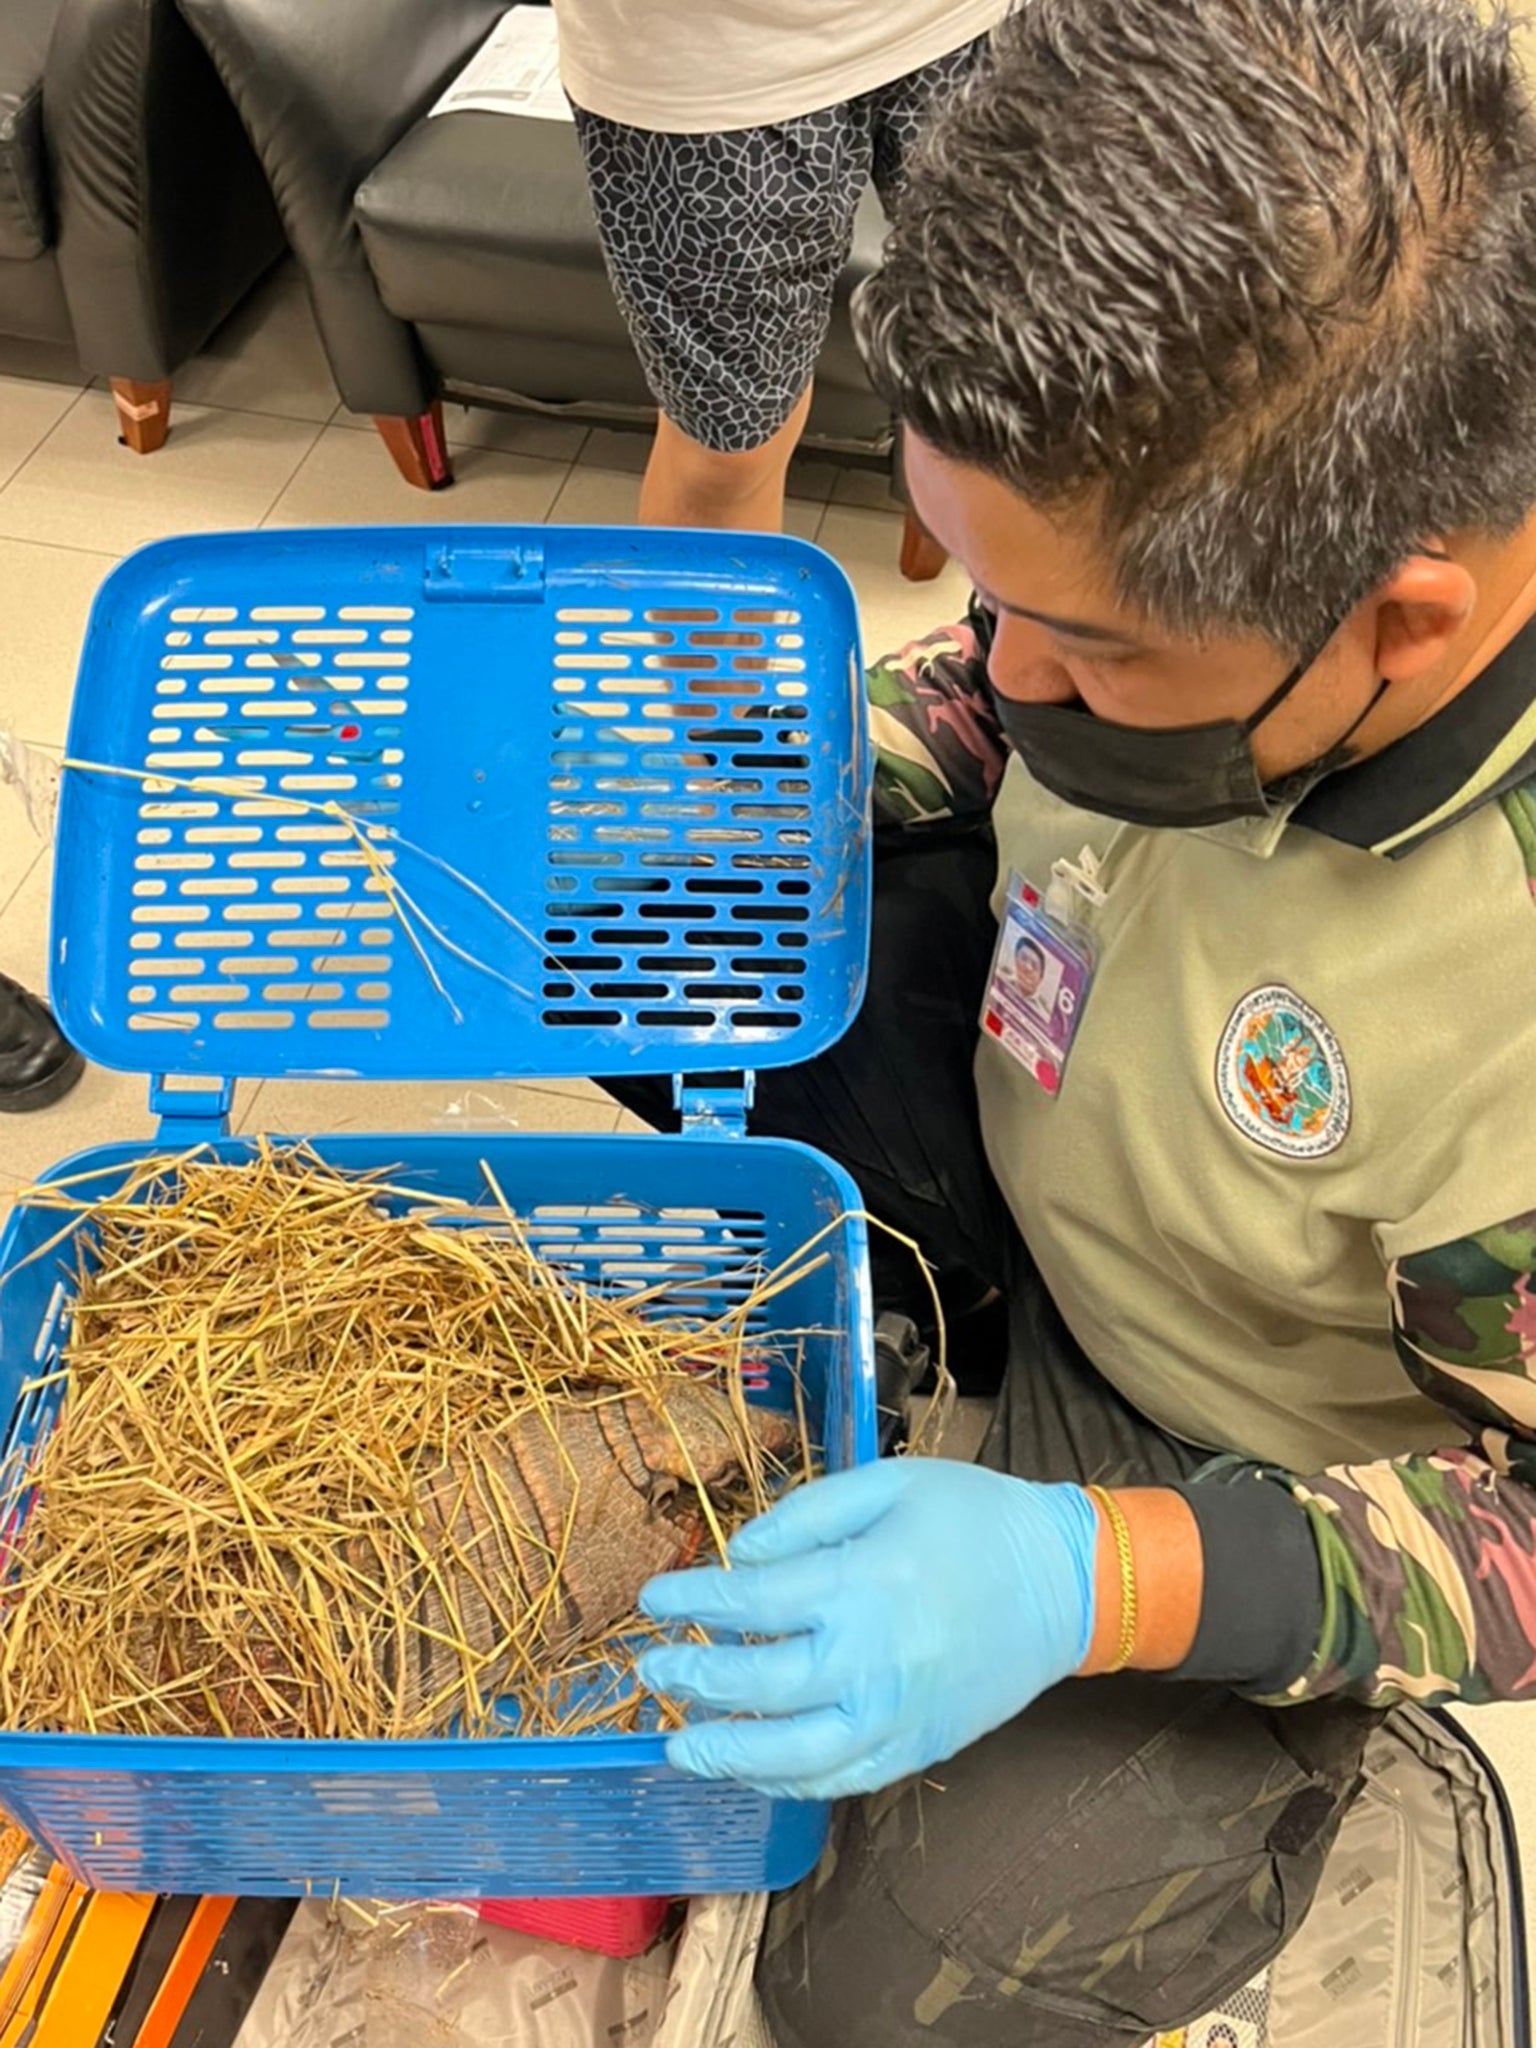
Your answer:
[1044,829,1124,924]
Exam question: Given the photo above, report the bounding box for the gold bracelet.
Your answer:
[1086,1485,1138,1675]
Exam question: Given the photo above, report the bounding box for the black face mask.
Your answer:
[991,656,1387,831]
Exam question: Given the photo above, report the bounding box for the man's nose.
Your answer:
[986,614,1081,706]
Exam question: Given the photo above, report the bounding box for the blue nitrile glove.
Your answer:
[637,1460,1099,1801]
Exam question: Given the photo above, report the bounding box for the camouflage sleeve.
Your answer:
[866,604,1009,826]
[1262,1210,1536,1708]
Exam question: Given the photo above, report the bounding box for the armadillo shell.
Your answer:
[134,1383,792,1737]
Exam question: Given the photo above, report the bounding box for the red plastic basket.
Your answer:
[477,1893,676,1958]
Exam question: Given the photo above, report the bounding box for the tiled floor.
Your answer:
[1,269,1531,1970]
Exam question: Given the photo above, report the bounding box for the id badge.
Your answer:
[981,872,1096,1096]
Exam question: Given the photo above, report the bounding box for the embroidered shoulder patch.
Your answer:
[1215,985,1351,1159]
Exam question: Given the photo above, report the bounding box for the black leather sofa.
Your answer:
[0,0,285,452]
[178,0,943,574]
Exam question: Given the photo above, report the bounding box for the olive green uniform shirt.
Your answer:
[979,768,1535,1473]
[867,605,1536,1706]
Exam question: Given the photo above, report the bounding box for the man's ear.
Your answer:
[1370,553,1477,682]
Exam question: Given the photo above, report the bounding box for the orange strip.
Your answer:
[0,1872,84,2048]
[0,1866,71,2031]
[129,1897,235,2048]
[31,1890,154,2048]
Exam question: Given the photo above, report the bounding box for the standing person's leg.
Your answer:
[569,108,868,534]
[866,32,996,212]
[641,390,813,533]
[570,28,996,534]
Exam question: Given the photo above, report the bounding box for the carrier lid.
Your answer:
[52,525,870,1093]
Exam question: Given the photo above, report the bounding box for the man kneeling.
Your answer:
[620,3,1536,2040]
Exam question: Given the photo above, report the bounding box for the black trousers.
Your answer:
[602,821,1373,2047]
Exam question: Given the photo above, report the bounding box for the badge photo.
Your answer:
[1215,985,1350,1159]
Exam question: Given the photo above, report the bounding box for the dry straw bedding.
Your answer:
[0,1145,819,1742]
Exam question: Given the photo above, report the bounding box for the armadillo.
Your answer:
[137,1381,795,1738]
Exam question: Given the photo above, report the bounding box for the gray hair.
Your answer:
[856,0,1536,652]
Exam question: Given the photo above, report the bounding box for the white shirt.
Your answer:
[553,1,1011,133]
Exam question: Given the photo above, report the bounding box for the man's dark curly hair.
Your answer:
[856,0,1536,653]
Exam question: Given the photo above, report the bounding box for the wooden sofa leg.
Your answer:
[900,506,948,582]
[111,379,173,455]
[374,402,454,490]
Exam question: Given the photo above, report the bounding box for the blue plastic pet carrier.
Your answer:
[0,525,877,1900]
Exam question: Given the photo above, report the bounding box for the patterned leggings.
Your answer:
[570,37,991,452]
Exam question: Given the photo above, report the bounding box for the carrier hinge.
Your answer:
[150,1075,235,1143]
[673,1073,754,1139]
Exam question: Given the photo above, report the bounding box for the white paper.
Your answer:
[430,8,573,123]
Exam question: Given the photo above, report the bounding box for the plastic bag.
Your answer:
[232,1900,678,2048]
[0,1845,51,1979]
[0,727,60,846]
[654,1894,768,2048]
[232,1893,771,2048]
